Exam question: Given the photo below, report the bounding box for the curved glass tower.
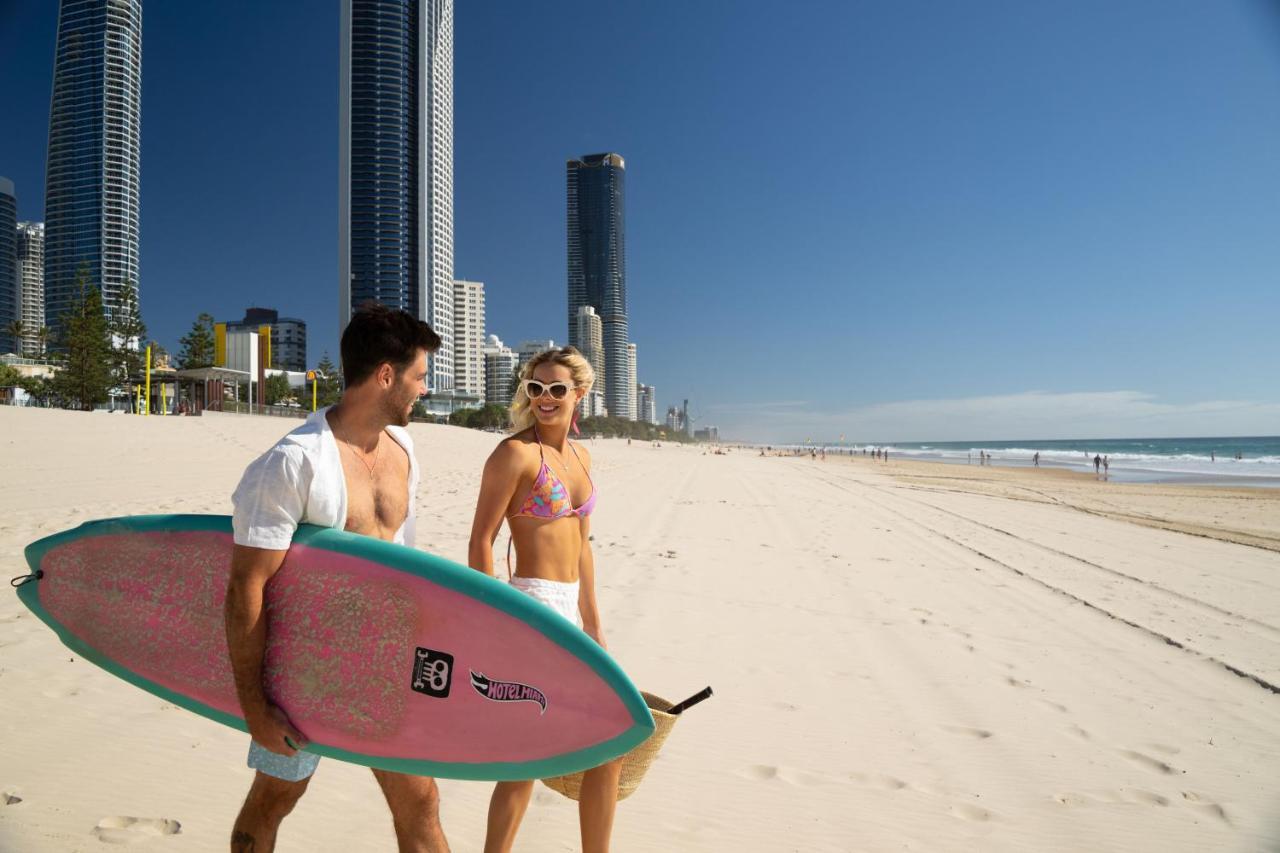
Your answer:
[340,0,454,394]
[43,0,142,338]
[567,153,631,419]
[0,178,16,355]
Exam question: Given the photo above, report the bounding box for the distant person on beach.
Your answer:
[1093,455,1102,478]
[225,305,450,852]
[1103,455,1110,479]
[1033,452,1040,467]
[1211,451,1215,462]
[466,347,622,852]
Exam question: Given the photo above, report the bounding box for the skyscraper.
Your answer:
[516,339,556,373]
[572,306,604,394]
[626,342,638,422]
[43,0,143,340]
[637,384,657,426]
[340,0,454,397]
[453,279,485,402]
[566,153,632,419]
[16,222,46,356]
[483,334,517,407]
[0,179,17,355]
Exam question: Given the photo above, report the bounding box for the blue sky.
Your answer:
[2,1,1278,441]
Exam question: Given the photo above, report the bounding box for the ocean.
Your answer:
[822,436,1280,485]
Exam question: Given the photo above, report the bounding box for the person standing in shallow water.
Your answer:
[467,347,622,853]
[224,306,450,852]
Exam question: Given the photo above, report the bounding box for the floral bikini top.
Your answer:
[512,427,597,520]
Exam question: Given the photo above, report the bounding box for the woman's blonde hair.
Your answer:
[509,346,595,433]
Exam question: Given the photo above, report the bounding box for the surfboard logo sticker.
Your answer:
[470,670,547,715]
[411,647,454,698]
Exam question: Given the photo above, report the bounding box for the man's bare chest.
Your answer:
[339,439,410,539]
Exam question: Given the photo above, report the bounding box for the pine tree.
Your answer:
[178,313,217,369]
[314,353,343,407]
[111,280,147,408]
[263,373,293,406]
[50,264,115,410]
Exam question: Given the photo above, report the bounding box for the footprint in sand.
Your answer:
[2,789,22,805]
[948,803,996,822]
[92,816,181,843]
[1181,792,1231,824]
[744,764,780,781]
[1119,749,1179,775]
[741,765,834,786]
[941,725,993,740]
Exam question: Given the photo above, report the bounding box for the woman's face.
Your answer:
[528,363,584,429]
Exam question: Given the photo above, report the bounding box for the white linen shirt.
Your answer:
[231,406,419,550]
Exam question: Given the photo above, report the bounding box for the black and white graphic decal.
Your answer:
[470,670,547,714]
[411,647,454,698]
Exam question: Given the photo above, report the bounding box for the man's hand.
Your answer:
[246,703,309,757]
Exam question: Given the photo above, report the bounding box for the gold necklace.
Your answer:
[341,434,381,477]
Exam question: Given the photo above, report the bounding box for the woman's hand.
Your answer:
[584,622,607,650]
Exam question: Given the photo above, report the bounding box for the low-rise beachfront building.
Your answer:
[222,308,307,372]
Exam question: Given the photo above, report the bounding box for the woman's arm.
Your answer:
[573,442,605,647]
[467,440,525,577]
[577,514,606,648]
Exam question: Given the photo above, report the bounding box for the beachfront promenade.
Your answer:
[2,406,1277,851]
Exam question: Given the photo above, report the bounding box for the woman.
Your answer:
[467,346,622,853]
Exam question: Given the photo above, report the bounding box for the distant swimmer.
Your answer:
[1211,451,1215,462]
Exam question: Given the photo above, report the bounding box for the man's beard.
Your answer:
[381,393,413,427]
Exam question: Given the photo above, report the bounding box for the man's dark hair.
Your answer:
[340,303,442,387]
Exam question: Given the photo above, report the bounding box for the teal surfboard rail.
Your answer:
[18,514,654,781]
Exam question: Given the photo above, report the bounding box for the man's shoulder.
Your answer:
[271,410,330,454]
[385,423,414,452]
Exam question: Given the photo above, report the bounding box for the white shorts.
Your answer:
[510,576,582,627]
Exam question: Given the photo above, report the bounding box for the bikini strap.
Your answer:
[567,440,594,485]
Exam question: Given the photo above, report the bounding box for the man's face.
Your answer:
[381,349,428,427]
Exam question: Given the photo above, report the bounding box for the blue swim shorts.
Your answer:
[247,740,321,782]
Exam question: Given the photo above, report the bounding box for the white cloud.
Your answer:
[707,391,1280,444]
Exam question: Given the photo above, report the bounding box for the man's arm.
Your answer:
[225,544,308,756]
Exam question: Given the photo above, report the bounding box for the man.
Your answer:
[224,305,449,852]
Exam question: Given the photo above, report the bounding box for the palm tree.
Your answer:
[5,320,26,356]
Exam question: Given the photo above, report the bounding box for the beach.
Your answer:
[2,406,1279,852]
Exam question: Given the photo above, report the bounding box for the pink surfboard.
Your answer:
[17,515,653,780]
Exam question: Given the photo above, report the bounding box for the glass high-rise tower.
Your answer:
[0,178,17,355]
[566,153,632,420]
[43,0,143,340]
[340,0,455,395]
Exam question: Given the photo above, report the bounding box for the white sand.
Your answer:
[2,406,1278,851]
